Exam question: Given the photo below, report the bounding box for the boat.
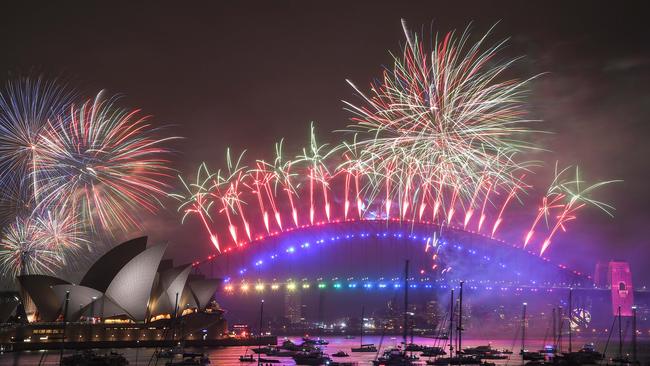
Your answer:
[523,361,548,366]
[157,347,185,358]
[405,343,424,352]
[351,306,377,353]
[165,353,210,366]
[266,348,297,357]
[351,343,377,352]
[372,348,417,366]
[252,347,274,354]
[259,358,282,364]
[499,349,513,355]
[520,351,544,361]
[539,345,556,354]
[426,356,481,365]
[577,343,603,359]
[477,354,508,360]
[280,339,304,351]
[332,351,350,357]
[293,350,332,365]
[420,347,446,357]
[239,355,255,362]
[330,362,357,366]
[462,345,493,355]
[61,350,129,366]
[303,337,329,345]
[558,343,604,364]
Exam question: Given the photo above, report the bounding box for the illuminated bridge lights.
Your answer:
[232,229,523,283]
[220,278,590,294]
[200,223,593,292]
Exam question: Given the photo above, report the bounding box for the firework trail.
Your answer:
[171,163,221,251]
[538,165,619,255]
[297,123,333,224]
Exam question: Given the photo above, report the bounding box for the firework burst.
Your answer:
[0,215,64,277]
[34,91,177,232]
[343,21,537,208]
[0,76,75,209]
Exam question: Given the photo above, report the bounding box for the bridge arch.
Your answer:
[193,219,593,292]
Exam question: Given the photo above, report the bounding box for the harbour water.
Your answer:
[1,336,648,365]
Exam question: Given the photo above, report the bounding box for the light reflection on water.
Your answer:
[0,336,647,365]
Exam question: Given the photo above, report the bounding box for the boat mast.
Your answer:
[258,299,264,366]
[568,288,573,353]
[557,306,563,353]
[403,260,409,347]
[632,305,637,364]
[618,305,623,360]
[449,289,454,357]
[552,307,556,353]
[360,306,365,347]
[522,302,527,353]
[457,281,464,358]
[59,291,70,366]
[172,292,179,343]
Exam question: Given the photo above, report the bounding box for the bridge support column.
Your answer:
[608,261,634,317]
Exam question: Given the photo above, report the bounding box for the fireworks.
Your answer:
[343,21,537,209]
[0,76,75,209]
[34,91,176,232]
[0,81,177,278]
[0,213,76,277]
[172,21,618,261]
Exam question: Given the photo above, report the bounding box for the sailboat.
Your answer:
[372,261,417,366]
[610,306,632,364]
[427,282,480,365]
[351,306,377,352]
[519,302,543,361]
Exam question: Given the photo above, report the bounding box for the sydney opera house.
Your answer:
[0,237,230,350]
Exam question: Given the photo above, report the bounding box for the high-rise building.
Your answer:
[300,304,308,323]
[425,300,441,328]
[284,290,302,324]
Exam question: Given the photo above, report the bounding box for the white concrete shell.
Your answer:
[104,243,167,320]
[51,284,103,322]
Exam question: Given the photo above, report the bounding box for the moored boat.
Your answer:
[333,351,350,357]
[293,350,332,365]
[420,347,446,357]
[61,350,129,366]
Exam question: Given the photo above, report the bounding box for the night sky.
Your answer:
[2,1,649,283]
